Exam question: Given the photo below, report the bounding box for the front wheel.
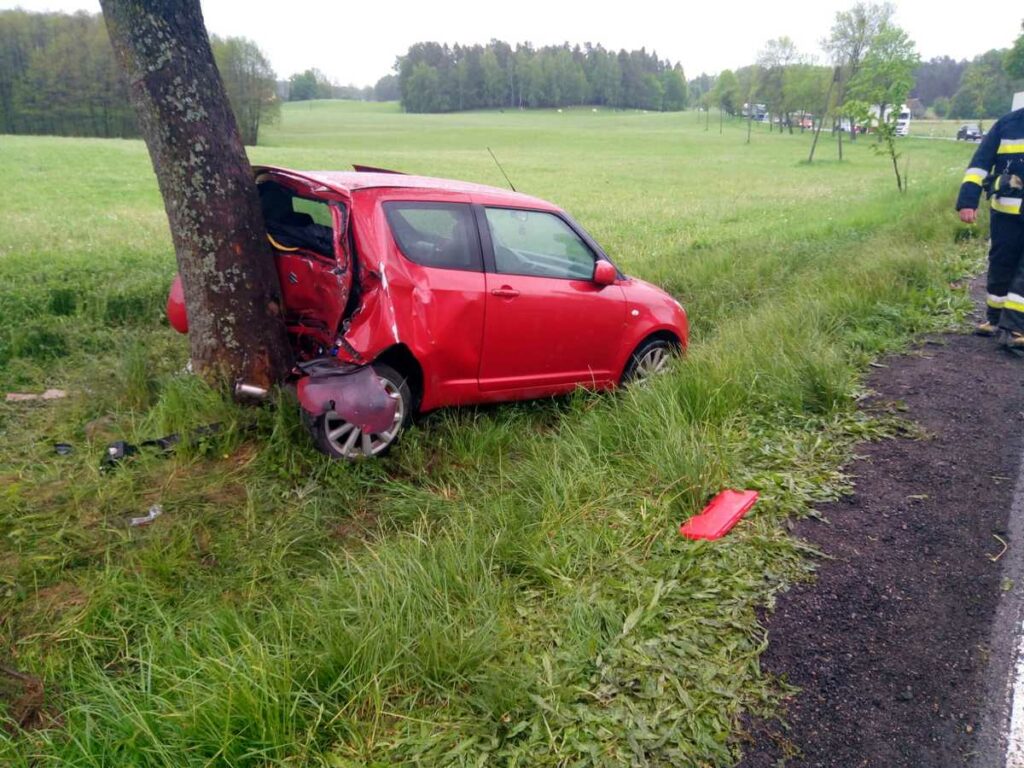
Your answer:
[621,337,679,386]
[311,363,411,459]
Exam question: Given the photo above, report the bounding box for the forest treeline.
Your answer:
[0,9,278,143]
[395,42,688,113]
[2,8,1022,143]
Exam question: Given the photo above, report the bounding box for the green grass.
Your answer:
[0,101,987,766]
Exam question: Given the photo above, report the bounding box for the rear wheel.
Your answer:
[312,363,411,459]
[621,337,679,386]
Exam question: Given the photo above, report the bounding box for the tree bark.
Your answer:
[100,0,291,390]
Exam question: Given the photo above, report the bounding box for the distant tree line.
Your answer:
[888,19,1023,120]
[284,69,398,102]
[395,41,688,113]
[910,50,1022,119]
[0,9,278,143]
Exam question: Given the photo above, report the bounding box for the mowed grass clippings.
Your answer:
[0,103,984,766]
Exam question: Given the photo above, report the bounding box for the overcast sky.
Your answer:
[3,0,1018,87]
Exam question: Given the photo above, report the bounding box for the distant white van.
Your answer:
[1014,91,1024,111]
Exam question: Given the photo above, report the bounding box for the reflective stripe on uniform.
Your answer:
[267,234,298,251]
[998,139,1024,155]
[1005,293,1024,313]
[988,294,1008,308]
[963,166,988,186]
[992,196,1023,215]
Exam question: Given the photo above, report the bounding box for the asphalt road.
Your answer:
[739,284,1024,767]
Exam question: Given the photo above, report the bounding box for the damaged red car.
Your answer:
[167,166,688,459]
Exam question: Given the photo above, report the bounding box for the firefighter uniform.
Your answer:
[957,107,1024,338]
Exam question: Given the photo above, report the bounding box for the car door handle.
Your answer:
[491,286,520,299]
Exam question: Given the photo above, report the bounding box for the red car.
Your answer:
[167,166,688,459]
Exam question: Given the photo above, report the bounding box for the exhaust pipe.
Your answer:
[234,382,269,400]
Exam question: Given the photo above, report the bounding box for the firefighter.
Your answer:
[957,105,1024,347]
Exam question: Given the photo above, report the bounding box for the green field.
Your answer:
[0,101,986,766]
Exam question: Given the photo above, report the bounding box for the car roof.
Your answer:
[254,166,556,209]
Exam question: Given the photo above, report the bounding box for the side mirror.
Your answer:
[593,260,617,286]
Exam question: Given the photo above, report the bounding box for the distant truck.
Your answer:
[849,104,910,136]
[894,106,911,137]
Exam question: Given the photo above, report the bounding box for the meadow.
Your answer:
[0,101,986,765]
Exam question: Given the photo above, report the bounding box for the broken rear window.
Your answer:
[383,202,482,271]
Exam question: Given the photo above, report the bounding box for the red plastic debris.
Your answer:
[680,489,759,540]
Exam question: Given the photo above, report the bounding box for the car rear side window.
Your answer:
[484,207,596,280]
[384,202,482,271]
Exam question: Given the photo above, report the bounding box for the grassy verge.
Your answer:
[1,106,985,765]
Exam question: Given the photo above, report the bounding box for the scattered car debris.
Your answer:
[5,388,67,403]
[680,489,760,540]
[53,443,74,456]
[100,440,138,471]
[130,504,163,527]
[990,533,1009,563]
[99,423,223,471]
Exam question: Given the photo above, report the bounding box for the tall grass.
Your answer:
[0,107,983,765]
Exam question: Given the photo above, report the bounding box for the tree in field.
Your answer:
[785,64,832,131]
[848,24,918,131]
[211,35,279,145]
[374,73,400,102]
[846,23,918,191]
[713,69,739,115]
[932,96,950,117]
[736,65,761,144]
[1007,22,1024,80]
[825,1,894,155]
[100,0,292,389]
[288,68,332,101]
[711,69,738,132]
[757,36,800,132]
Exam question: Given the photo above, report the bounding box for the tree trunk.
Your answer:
[100,0,291,391]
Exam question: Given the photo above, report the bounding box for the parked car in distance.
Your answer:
[957,124,983,141]
[167,166,689,459]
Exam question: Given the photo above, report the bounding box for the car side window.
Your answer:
[383,202,481,271]
[485,207,596,280]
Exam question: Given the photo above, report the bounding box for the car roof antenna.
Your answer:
[487,148,517,192]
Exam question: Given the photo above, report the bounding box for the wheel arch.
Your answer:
[373,343,424,411]
[619,329,683,383]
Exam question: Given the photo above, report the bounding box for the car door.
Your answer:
[379,198,487,402]
[477,205,627,392]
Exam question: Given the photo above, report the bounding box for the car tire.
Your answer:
[621,337,679,386]
[311,363,412,460]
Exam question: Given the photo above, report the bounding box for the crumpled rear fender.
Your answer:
[295,363,397,434]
